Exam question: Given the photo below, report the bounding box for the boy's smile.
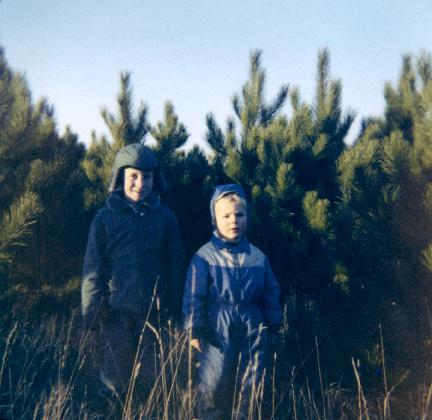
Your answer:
[123,167,153,202]
[214,198,247,243]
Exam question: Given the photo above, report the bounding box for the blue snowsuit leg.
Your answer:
[197,306,269,419]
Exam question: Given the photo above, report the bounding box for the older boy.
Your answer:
[82,143,184,397]
[183,184,282,419]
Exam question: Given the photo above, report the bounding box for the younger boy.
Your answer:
[82,143,184,397]
[183,184,282,419]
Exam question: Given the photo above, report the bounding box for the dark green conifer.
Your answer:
[0,47,87,289]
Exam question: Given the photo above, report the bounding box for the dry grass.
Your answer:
[0,307,431,419]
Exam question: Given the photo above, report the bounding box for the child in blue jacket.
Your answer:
[183,184,282,419]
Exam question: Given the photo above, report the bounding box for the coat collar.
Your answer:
[107,189,160,214]
[211,232,250,254]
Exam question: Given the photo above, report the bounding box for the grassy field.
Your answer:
[0,286,432,419]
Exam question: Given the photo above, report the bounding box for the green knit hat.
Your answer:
[109,143,166,193]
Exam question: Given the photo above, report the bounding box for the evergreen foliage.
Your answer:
[0,191,42,279]
[333,52,432,382]
[101,72,150,150]
[0,48,86,289]
[81,131,111,213]
[151,101,189,189]
[202,49,432,386]
[2,42,432,394]
[82,72,152,215]
[151,100,211,257]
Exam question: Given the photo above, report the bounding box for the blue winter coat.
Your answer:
[183,183,282,417]
[81,190,184,325]
[183,234,281,347]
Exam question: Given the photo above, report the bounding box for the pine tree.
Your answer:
[331,52,432,382]
[82,71,152,214]
[201,49,361,380]
[0,47,87,290]
[82,131,111,213]
[151,101,212,258]
[151,101,189,190]
[100,71,150,173]
[0,48,47,287]
[101,72,150,149]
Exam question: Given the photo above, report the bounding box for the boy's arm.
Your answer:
[81,213,108,329]
[261,257,282,333]
[182,253,209,339]
[164,212,185,319]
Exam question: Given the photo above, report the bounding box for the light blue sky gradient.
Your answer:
[1,0,431,150]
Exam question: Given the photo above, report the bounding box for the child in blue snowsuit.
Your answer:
[82,143,184,397]
[183,184,282,419]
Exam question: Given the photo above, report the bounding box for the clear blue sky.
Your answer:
[1,0,431,150]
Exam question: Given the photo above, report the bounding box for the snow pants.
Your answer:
[196,307,269,420]
[98,310,158,398]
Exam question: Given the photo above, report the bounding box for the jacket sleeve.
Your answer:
[182,253,209,337]
[81,212,108,327]
[260,257,282,331]
[164,211,186,319]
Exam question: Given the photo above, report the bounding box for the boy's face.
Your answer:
[123,167,153,202]
[214,197,247,243]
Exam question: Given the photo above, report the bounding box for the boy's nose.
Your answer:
[134,177,144,190]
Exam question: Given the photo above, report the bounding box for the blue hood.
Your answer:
[210,184,247,229]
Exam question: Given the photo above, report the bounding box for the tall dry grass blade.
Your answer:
[291,368,298,420]
[421,380,432,420]
[232,352,243,419]
[246,352,261,420]
[161,330,188,418]
[379,324,391,419]
[315,335,327,420]
[56,313,89,416]
[246,353,257,420]
[123,277,160,418]
[145,319,168,418]
[187,326,194,418]
[270,332,329,420]
[152,298,169,418]
[143,323,190,418]
[0,321,18,387]
[272,351,277,416]
[257,369,265,420]
[351,357,370,420]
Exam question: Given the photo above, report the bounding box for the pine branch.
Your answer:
[316,48,330,121]
[260,84,289,125]
[27,158,66,191]
[303,190,331,235]
[232,93,242,120]
[205,113,225,155]
[101,72,150,147]
[133,101,150,144]
[421,244,432,272]
[0,191,42,263]
[417,51,432,86]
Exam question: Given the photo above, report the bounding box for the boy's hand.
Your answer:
[191,338,203,353]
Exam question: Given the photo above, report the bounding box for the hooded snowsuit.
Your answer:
[81,143,184,395]
[183,184,282,419]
